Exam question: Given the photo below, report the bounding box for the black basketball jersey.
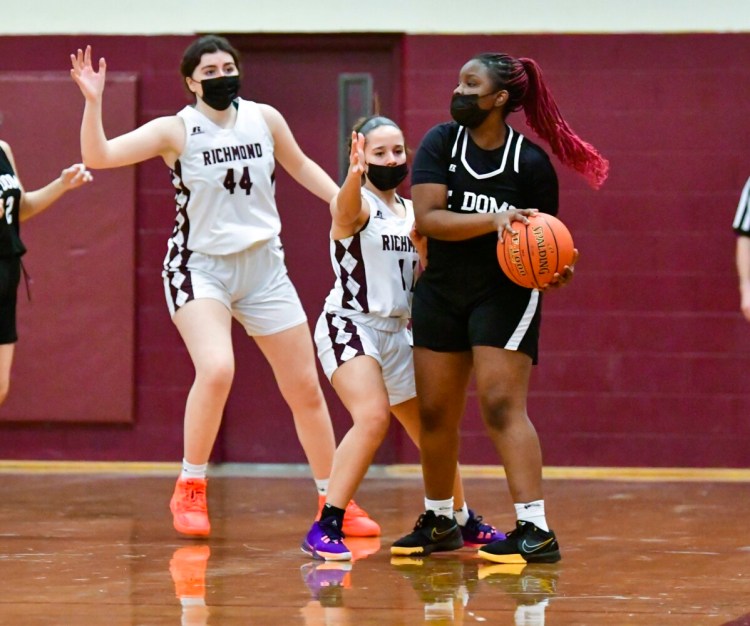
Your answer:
[411,122,558,278]
[0,146,25,258]
[733,176,750,236]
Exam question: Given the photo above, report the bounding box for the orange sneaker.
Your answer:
[316,495,381,537]
[170,477,211,537]
[347,536,381,562]
[169,545,211,598]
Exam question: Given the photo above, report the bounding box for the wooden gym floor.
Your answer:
[1,462,749,625]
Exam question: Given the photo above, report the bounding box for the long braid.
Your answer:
[475,53,609,189]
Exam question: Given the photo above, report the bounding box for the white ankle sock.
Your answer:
[425,497,454,519]
[514,500,549,531]
[315,478,329,496]
[454,502,470,526]
[180,459,207,480]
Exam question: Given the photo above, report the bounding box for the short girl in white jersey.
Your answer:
[70,35,380,540]
[305,116,501,561]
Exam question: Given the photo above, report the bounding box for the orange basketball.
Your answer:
[497,213,575,289]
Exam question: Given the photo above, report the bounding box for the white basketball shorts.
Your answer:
[162,237,307,336]
[314,310,416,406]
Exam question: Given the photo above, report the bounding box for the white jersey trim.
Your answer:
[459,125,523,179]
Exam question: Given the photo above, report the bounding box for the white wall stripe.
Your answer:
[3,1,749,35]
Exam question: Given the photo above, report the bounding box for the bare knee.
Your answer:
[284,369,326,411]
[481,393,519,432]
[195,359,234,393]
[0,381,9,407]
[353,409,391,442]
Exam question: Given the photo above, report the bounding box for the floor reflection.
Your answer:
[170,546,211,626]
[2,469,750,625]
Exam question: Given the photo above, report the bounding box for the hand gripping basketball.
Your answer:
[497,213,576,289]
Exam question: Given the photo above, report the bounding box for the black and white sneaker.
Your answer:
[391,510,464,556]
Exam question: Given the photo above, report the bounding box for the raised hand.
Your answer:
[70,45,107,102]
[348,131,365,176]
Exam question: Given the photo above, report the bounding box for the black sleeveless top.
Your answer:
[0,146,26,258]
[411,122,558,286]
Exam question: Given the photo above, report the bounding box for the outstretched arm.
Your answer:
[70,45,184,169]
[329,132,370,239]
[0,141,92,222]
[259,103,338,204]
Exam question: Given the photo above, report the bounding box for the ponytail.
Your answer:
[474,52,609,189]
[519,58,608,189]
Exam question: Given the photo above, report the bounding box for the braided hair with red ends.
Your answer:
[474,52,609,189]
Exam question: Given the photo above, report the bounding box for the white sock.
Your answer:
[180,459,207,480]
[514,500,549,532]
[424,600,454,621]
[514,599,549,626]
[315,478,329,496]
[454,502,470,526]
[425,497,454,519]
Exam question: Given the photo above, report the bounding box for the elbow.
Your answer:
[81,146,112,170]
[81,155,105,170]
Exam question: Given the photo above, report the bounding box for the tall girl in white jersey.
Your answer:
[305,116,502,561]
[70,35,379,540]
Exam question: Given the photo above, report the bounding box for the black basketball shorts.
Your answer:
[412,273,541,363]
[0,255,21,344]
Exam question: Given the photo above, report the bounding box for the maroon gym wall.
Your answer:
[0,33,747,467]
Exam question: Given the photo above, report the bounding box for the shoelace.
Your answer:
[319,518,345,542]
[413,513,429,531]
[468,513,496,533]
[179,483,207,512]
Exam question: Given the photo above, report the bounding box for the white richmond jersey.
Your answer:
[165,99,279,264]
[324,188,419,331]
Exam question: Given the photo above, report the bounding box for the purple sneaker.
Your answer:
[460,509,505,547]
[302,518,352,561]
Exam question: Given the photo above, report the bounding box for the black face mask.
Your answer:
[200,75,241,111]
[365,162,409,191]
[450,92,496,129]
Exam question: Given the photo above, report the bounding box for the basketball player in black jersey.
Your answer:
[391,52,608,563]
[0,140,92,409]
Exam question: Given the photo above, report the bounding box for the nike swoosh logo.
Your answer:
[430,526,456,541]
[521,538,554,553]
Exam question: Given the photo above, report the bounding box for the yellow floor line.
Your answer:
[0,460,180,475]
[385,464,750,482]
[0,460,749,482]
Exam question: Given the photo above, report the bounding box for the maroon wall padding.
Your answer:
[0,33,747,467]
[0,72,137,423]
[401,34,750,467]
